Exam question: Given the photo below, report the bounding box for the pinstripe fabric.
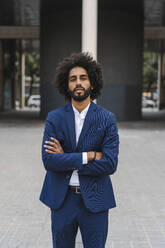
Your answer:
[51,190,108,248]
[40,101,119,213]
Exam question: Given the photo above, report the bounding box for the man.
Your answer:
[40,52,119,248]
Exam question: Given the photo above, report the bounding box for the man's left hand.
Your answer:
[44,137,64,154]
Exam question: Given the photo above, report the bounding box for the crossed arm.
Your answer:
[44,137,102,162]
[42,114,119,176]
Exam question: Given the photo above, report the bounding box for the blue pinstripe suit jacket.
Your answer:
[40,101,119,213]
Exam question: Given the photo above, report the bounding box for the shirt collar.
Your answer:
[72,102,91,119]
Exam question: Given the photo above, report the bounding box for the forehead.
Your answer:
[69,66,88,76]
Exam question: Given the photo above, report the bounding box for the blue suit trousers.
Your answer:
[51,189,109,248]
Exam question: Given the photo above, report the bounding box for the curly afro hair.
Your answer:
[54,52,104,101]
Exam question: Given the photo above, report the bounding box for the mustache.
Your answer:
[73,86,85,92]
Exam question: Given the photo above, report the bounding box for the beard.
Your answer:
[68,86,91,102]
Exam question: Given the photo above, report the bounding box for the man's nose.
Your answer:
[75,78,81,85]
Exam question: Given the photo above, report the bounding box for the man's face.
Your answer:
[68,66,92,102]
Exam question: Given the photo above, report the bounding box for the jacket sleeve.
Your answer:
[42,115,83,172]
[79,113,119,176]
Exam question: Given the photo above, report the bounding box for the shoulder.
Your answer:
[46,104,67,121]
[94,103,116,122]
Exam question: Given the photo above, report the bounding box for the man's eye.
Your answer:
[81,77,87,80]
[70,78,76,82]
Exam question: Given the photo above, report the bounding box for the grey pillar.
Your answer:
[40,0,82,119]
[82,0,98,59]
[97,0,144,121]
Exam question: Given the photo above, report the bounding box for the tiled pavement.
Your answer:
[0,110,165,248]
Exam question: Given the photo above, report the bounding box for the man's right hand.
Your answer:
[44,137,64,154]
[87,151,102,162]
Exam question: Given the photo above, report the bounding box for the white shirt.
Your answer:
[69,102,90,186]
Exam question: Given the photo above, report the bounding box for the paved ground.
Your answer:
[0,109,165,248]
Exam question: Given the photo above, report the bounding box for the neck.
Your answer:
[71,96,91,113]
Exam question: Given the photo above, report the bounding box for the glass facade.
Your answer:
[0,0,39,26]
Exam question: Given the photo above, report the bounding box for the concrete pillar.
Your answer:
[40,0,82,118]
[20,40,25,109]
[82,0,98,59]
[97,0,144,121]
[0,40,3,110]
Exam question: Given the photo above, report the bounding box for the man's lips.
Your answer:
[74,88,84,92]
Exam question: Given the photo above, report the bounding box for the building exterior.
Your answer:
[0,0,165,120]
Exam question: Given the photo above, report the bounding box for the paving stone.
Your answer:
[130,242,151,248]
[0,111,165,247]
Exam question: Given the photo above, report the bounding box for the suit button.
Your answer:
[66,175,70,179]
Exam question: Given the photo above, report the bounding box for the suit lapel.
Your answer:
[77,101,97,150]
[65,103,77,151]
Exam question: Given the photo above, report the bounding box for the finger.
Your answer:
[45,141,56,147]
[45,149,56,154]
[50,137,57,142]
[44,145,57,151]
[50,137,60,145]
